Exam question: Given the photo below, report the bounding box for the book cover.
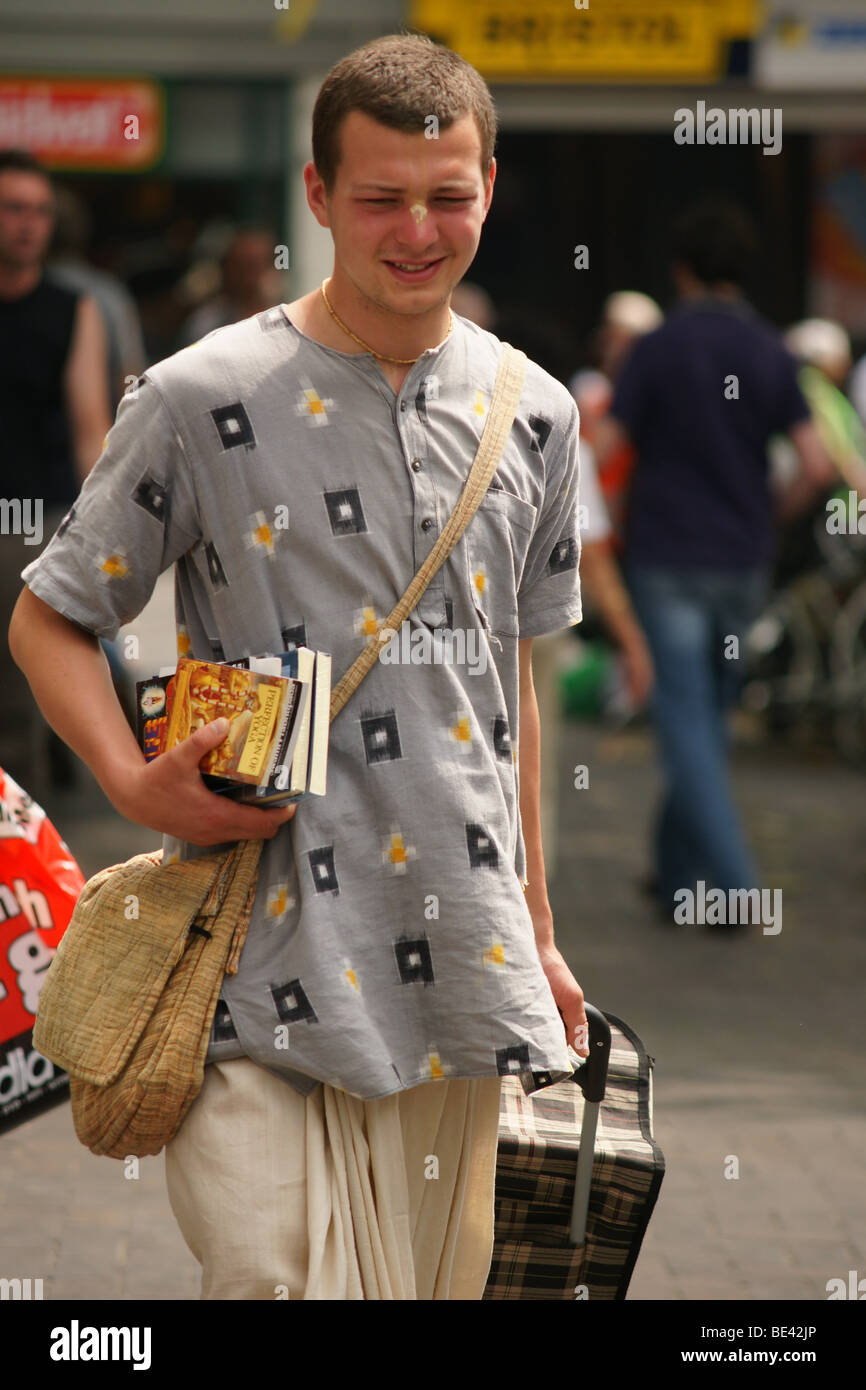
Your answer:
[161,658,301,787]
[135,672,175,764]
[134,649,331,804]
[308,650,332,797]
[234,648,321,804]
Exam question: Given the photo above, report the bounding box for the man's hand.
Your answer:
[537,942,590,1058]
[111,718,297,846]
[620,623,654,708]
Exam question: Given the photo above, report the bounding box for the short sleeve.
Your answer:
[608,333,656,443]
[517,396,583,638]
[21,377,201,641]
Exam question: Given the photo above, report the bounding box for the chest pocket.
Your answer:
[461,487,538,638]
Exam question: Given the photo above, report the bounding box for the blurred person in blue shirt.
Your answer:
[594,197,834,922]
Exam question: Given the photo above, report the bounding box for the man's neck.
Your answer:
[680,280,743,304]
[319,271,452,362]
[285,275,453,395]
[0,264,41,300]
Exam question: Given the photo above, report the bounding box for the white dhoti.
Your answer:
[164,1057,502,1300]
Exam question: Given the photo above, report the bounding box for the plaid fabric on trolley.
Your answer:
[483,1012,664,1300]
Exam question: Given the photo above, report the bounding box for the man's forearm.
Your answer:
[579,541,642,648]
[8,586,146,807]
[517,655,555,952]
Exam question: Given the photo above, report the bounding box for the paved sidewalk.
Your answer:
[550,718,866,1302]
[1,717,863,1301]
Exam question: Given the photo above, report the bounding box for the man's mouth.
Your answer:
[382,257,446,281]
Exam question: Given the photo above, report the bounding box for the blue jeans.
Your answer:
[625,563,769,909]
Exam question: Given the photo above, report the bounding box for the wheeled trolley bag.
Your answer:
[484,1004,664,1300]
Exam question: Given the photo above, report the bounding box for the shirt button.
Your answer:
[421,517,434,531]
[411,458,423,472]
[400,402,407,412]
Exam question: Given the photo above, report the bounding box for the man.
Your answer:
[572,433,654,714]
[48,183,147,408]
[575,290,664,553]
[9,33,588,1299]
[594,197,833,922]
[0,147,111,789]
[177,225,284,348]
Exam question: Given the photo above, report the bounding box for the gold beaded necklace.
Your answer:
[320,278,453,365]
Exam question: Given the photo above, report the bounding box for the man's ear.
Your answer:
[482,156,497,220]
[304,161,331,230]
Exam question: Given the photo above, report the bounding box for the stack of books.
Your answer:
[135,647,332,805]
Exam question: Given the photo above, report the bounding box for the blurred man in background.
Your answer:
[0,148,111,790]
[570,290,663,553]
[454,278,653,888]
[595,197,833,922]
[177,225,281,347]
[48,184,147,409]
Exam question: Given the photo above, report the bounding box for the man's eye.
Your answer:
[361,197,471,206]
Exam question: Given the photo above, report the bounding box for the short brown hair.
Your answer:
[312,30,498,196]
[0,148,51,181]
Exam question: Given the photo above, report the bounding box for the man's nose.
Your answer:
[393,203,439,246]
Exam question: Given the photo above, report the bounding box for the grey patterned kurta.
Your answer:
[22,305,583,1100]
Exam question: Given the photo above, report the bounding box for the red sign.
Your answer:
[0,78,163,170]
[0,769,85,1133]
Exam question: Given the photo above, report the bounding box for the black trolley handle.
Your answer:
[569,1003,612,1245]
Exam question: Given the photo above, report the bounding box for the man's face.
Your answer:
[222,233,275,300]
[306,109,495,316]
[0,171,55,271]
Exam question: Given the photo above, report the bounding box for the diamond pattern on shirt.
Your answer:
[548,534,579,575]
[281,622,307,652]
[246,510,278,557]
[449,711,473,752]
[343,960,361,993]
[482,938,506,968]
[204,540,228,589]
[427,1048,446,1080]
[470,561,487,606]
[296,382,336,426]
[361,710,401,764]
[212,999,237,1043]
[382,828,416,874]
[271,978,318,1023]
[324,487,367,536]
[466,823,499,869]
[492,714,513,762]
[307,846,338,894]
[211,402,255,451]
[528,413,553,455]
[131,473,170,526]
[97,552,130,581]
[497,1042,531,1075]
[394,936,435,985]
[354,605,380,640]
[266,881,295,923]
